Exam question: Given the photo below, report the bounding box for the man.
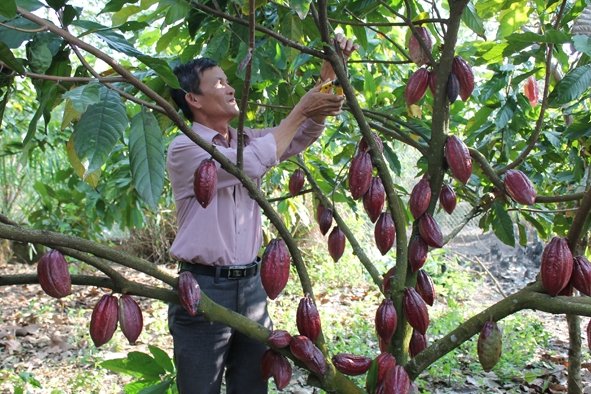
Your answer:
[167,34,358,394]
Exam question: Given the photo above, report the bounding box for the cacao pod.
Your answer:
[375,298,397,345]
[193,157,217,208]
[541,237,573,297]
[415,269,436,306]
[296,295,322,343]
[451,56,474,101]
[439,184,457,214]
[587,319,591,353]
[328,226,346,262]
[403,287,429,335]
[273,354,292,390]
[418,213,443,248]
[332,353,372,376]
[410,177,431,220]
[375,212,396,255]
[382,266,396,295]
[503,169,536,205]
[446,72,460,103]
[178,271,201,316]
[409,236,429,273]
[288,168,305,196]
[409,329,428,358]
[118,294,143,345]
[37,249,72,299]
[381,365,410,394]
[376,352,397,383]
[524,76,539,107]
[428,70,436,96]
[405,68,429,106]
[572,256,591,296]
[445,135,472,185]
[316,204,333,236]
[349,152,373,200]
[363,177,386,223]
[261,348,277,380]
[290,335,315,361]
[558,282,573,296]
[408,27,433,67]
[261,238,291,300]
[359,132,384,153]
[89,294,118,348]
[268,329,292,348]
[304,344,327,375]
[477,321,502,372]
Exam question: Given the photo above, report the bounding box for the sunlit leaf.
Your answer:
[547,64,591,106]
[462,1,485,38]
[66,135,101,188]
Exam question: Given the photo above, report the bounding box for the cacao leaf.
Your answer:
[491,202,515,247]
[462,2,485,37]
[547,65,591,107]
[99,0,139,15]
[62,82,101,113]
[0,0,16,19]
[130,108,165,209]
[66,135,101,189]
[0,42,25,74]
[148,345,175,373]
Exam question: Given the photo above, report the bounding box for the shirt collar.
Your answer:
[191,122,250,148]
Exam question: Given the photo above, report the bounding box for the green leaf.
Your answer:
[46,0,66,10]
[149,345,175,373]
[382,142,401,176]
[495,98,516,130]
[522,212,547,238]
[124,380,161,394]
[466,105,494,134]
[155,24,182,54]
[0,42,25,74]
[100,0,139,14]
[573,35,591,55]
[129,108,165,209]
[100,359,145,378]
[290,0,311,19]
[517,222,527,246]
[365,358,378,394]
[496,3,531,39]
[0,0,17,19]
[15,0,44,11]
[363,70,376,107]
[165,0,191,25]
[62,82,101,113]
[547,64,591,106]
[202,30,230,63]
[462,1,485,37]
[138,380,173,394]
[564,116,591,139]
[504,30,571,56]
[491,202,515,247]
[73,87,128,175]
[20,84,56,165]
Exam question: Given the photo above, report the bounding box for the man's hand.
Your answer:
[296,84,345,119]
[319,33,360,83]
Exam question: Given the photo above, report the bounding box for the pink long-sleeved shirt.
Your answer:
[166,118,324,266]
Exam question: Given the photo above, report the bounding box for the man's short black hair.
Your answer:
[170,58,218,122]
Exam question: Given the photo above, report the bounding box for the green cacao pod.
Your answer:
[477,321,502,372]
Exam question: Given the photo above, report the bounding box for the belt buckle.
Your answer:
[227,266,246,279]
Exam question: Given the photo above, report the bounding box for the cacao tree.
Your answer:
[2,0,591,392]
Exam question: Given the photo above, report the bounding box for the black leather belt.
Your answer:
[179,257,261,279]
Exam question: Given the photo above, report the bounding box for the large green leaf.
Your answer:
[0,42,25,74]
[137,380,173,394]
[504,30,571,56]
[547,64,591,106]
[495,98,517,130]
[148,345,174,374]
[129,108,165,209]
[0,0,16,19]
[496,3,531,38]
[491,202,515,247]
[62,82,101,113]
[462,1,485,38]
[73,88,128,176]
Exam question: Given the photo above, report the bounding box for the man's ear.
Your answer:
[186,92,202,110]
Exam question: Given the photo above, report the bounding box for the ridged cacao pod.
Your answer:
[290,335,315,361]
[90,294,118,348]
[193,158,217,208]
[268,329,292,348]
[273,354,292,390]
[316,204,333,236]
[524,76,539,107]
[415,269,436,306]
[587,320,591,353]
[572,256,591,296]
[260,348,277,380]
[445,135,472,185]
[418,213,443,249]
[403,287,429,335]
[375,299,398,345]
[376,352,397,383]
[439,184,457,214]
[349,152,373,200]
[381,365,410,394]
[446,73,460,103]
[359,132,384,153]
[503,169,536,205]
[477,321,502,372]
[558,282,573,296]
[409,330,428,358]
[178,271,201,316]
[451,56,474,101]
[405,68,429,106]
[364,177,386,223]
[289,168,305,196]
[37,249,71,299]
[328,226,346,262]
[409,236,428,273]
[261,238,291,300]
[304,345,327,375]
[428,70,436,96]
[375,212,396,255]
[296,295,321,343]
[410,177,432,220]
[118,294,143,345]
[541,237,573,297]
[332,353,372,376]
[408,27,433,67]
[382,266,396,295]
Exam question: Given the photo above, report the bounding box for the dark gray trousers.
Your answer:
[168,269,272,394]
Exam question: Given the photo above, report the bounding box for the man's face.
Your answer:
[195,66,239,121]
